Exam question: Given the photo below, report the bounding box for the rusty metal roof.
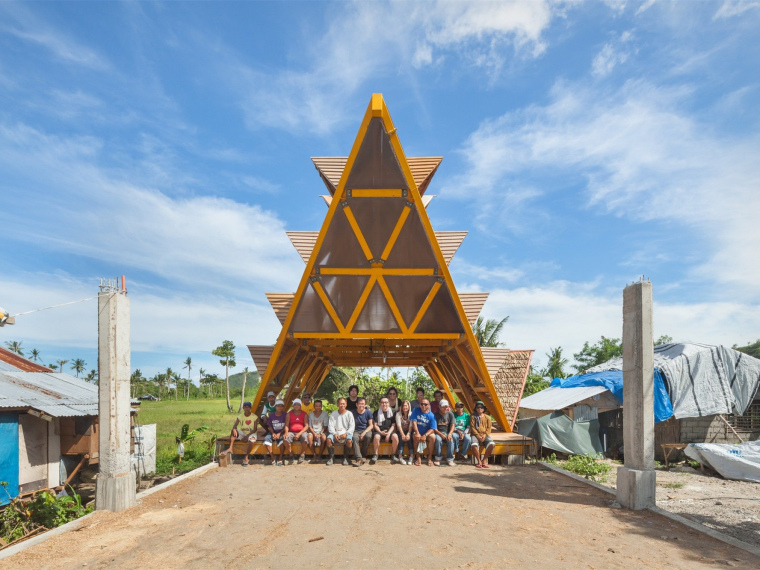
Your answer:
[0,370,98,417]
[0,346,53,373]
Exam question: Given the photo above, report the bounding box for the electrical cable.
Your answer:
[10,295,99,317]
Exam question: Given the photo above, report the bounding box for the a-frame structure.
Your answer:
[249,94,532,431]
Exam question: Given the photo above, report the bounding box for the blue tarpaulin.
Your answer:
[550,369,674,423]
[0,412,19,505]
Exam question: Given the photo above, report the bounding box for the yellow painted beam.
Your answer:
[344,275,377,332]
[351,189,403,198]
[311,279,346,333]
[408,280,442,333]
[380,205,411,261]
[292,332,461,340]
[376,276,408,333]
[318,268,436,276]
[342,205,374,261]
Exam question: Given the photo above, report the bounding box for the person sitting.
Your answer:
[395,400,413,465]
[453,401,472,461]
[346,384,360,412]
[411,399,437,466]
[433,399,456,466]
[386,387,400,414]
[351,397,374,466]
[258,391,277,435]
[327,397,355,466]
[285,398,309,464]
[300,392,315,415]
[411,387,426,411]
[222,401,258,466]
[470,401,495,469]
[307,399,329,462]
[371,397,397,464]
[263,399,287,465]
[430,390,444,414]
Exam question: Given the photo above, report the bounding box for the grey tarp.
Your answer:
[516,411,603,456]
[587,343,760,419]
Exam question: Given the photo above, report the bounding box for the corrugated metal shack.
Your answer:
[0,347,136,504]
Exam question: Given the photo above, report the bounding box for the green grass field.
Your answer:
[136,399,240,475]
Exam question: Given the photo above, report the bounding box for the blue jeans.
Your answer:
[397,436,414,456]
[452,431,471,456]
[434,434,455,460]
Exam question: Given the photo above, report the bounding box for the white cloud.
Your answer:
[0,3,109,70]
[0,273,281,379]
[443,79,760,299]
[0,123,302,295]
[229,0,568,134]
[481,282,760,371]
[713,0,760,19]
[591,31,634,77]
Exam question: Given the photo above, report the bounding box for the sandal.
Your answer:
[414,458,422,466]
[482,463,490,469]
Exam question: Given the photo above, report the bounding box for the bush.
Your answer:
[544,453,612,482]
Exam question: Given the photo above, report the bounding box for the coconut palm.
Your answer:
[183,357,192,401]
[131,369,144,398]
[29,348,41,362]
[472,316,509,347]
[86,369,98,384]
[71,358,86,378]
[5,340,24,356]
[56,359,69,373]
[198,368,206,396]
[545,347,568,380]
[165,367,176,401]
[212,340,236,412]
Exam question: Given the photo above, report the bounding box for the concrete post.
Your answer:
[616,280,656,510]
[95,281,136,511]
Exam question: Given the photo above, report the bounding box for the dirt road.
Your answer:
[5,462,758,569]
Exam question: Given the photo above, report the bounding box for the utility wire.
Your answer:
[11,295,99,317]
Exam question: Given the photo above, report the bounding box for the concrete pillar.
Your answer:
[95,282,136,511]
[616,280,656,510]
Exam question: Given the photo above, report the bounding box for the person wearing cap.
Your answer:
[470,401,495,468]
[430,390,444,415]
[307,398,329,462]
[327,397,355,466]
[263,399,287,465]
[371,396,397,464]
[300,392,315,415]
[222,401,258,466]
[453,402,472,461]
[285,399,309,464]
[410,399,437,466]
[258,391,278,435]
[351,397,374,466]
[433,399,456,466]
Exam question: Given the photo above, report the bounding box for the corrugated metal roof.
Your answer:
[519,386,610,412]
[0,346,53,372]
[0,370,98,417]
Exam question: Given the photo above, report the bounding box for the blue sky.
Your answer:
[1,0,758,382]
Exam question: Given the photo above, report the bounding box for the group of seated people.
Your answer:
[223,386,495,468]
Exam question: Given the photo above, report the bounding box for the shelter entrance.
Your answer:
[249,95,533,451]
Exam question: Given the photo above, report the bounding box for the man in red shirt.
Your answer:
[285,398,309,464]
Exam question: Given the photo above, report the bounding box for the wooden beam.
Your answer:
[342,205,374,261]
[408,280,442,333]
[380,205,411,261]
[292,332,461,340]
[376,276,408,333]
[344,275,377,332]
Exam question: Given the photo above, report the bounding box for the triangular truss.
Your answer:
[250,94,533,430]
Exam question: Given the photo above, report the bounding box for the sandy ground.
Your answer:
[597,462,760,548]
[5,461,759,569]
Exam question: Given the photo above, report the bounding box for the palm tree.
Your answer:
[238,367,249,413]
[183,357,192,401]
[154,373,165,401]
[472,316,509,347]
[198,368,206,397]
[86,369,98,384]
[131,369,144,398]
[56,359,69,373]
[5,340,24,356]
[29,348,41,362]
[165,367,176,401]
[71,358,86,378]
[212,341,236,412]
[545,347,568,380]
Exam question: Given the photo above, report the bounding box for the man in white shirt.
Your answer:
[327,397,355,466]
[307,399,330,463]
